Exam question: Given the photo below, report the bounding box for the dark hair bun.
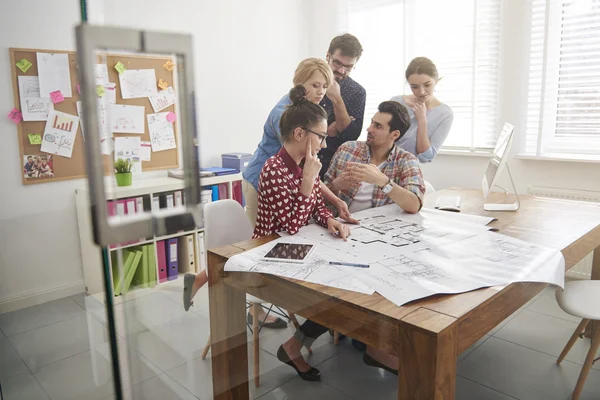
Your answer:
[289,84,308,105]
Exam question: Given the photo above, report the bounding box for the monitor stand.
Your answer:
[484,164,521,211]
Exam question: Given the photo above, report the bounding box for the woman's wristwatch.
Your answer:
[381,178,393,195]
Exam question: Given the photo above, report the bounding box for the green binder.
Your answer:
[148,244,157,287]
[114,250,136,296]
[122,250,143,294]
[133,245,149,289]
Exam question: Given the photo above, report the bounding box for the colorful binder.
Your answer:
[157,240,168,283]
[178,234,195,273]
[218,183,228,200]
[201,166,238,176]
[166,238,178,280]
[232,180,243,206]
[148,243,157,287]
[121,250,143,293]
[114,250,136,296]
[133,245,150,289]
[197,232,207,272]
[174,191,183,208]
[211,185,219,201]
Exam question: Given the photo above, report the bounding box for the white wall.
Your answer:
[0,0,309,310]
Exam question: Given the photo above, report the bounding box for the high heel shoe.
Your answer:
[276,345,321,381]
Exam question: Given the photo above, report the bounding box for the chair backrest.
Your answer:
[424,180,435,194]
[204,199,254,249]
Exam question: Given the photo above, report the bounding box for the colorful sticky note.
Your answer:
[166,112,176,123]
[28,134,42,145]
[114,62,126,75]
[50,90,65,104]
[157,79,169,90]
[16,58,32,73]
[8,108,23,124]
[163,60,174,72]
[77,84,81,94]
[96,85,105,97]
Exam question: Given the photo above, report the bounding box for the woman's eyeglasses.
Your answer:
[303,127,327,145]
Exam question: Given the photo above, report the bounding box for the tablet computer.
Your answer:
[262,242,315,263]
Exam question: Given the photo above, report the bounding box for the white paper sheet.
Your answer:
[41,110,79,158]
[140,141,152,161]
[114,136,142,175]
[147,112,176,152]
[225,205,565,305]
[108,104,145,134]
[225,235,374,294]
[76,101,85,140]
[149,87,176,112]
[103,83,117,104]
[94,64,109,85]
[119,69,158,99]
[419,207,497,228]
[36,53,72,98]
[18,76,54,121]
[97,97,113,154]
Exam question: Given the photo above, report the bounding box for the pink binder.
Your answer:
[157,240,168,283]
[232,181,243,206]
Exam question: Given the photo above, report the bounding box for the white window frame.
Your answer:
[527,0,600,158]
[346,0,502,153]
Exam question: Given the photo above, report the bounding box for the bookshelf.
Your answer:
[75,174,243,301]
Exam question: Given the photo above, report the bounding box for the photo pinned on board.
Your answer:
[23,154,54,179]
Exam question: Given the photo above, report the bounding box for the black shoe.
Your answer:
[247,313,288,329]
[277,345,321,381]
[363,352,398,376]
[352,339,366,352]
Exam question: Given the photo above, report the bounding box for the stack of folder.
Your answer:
[111,243,157,296]
[156,234,196,283]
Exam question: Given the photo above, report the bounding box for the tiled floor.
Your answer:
[1,281,599,400]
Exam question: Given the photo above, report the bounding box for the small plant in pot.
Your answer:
[114,158,133,187]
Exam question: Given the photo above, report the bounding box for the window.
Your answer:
[525,0,600,158]
[347,0,501,150]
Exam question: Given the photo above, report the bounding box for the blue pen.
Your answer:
[329,261,370,268]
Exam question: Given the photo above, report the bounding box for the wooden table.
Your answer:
[208,189,600,399]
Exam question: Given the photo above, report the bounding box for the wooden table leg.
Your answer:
[208,250,249,400]
[584,249,600,339]
[397,314,458,399]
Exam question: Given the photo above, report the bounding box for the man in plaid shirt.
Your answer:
[324,100,425,215]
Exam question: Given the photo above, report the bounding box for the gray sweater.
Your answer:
[390,95,454,163]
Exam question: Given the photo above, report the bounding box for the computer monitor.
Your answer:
[481,122,520,211]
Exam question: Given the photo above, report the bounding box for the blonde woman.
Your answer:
[242,58,356,227]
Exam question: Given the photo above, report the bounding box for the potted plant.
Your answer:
[114,158,133,187]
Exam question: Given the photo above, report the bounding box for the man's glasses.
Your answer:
[331,58,354,73]
[303,127,327,145]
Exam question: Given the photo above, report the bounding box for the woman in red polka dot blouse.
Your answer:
[252,85,351,241]
[254,85,351,381]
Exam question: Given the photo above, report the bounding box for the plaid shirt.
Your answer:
[324,141,425,210]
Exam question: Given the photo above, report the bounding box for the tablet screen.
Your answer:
[263,243,314,261]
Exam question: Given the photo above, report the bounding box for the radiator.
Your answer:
[528,186,598,279]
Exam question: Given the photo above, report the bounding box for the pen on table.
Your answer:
[329,261,370,268]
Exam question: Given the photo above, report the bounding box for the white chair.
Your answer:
[424,180,435,194]
[200,199,293,387]
[555,281,600,400]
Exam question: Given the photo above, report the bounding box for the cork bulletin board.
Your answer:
[9,47,179,185]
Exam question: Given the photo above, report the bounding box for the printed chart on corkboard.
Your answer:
[9,47,179,185]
